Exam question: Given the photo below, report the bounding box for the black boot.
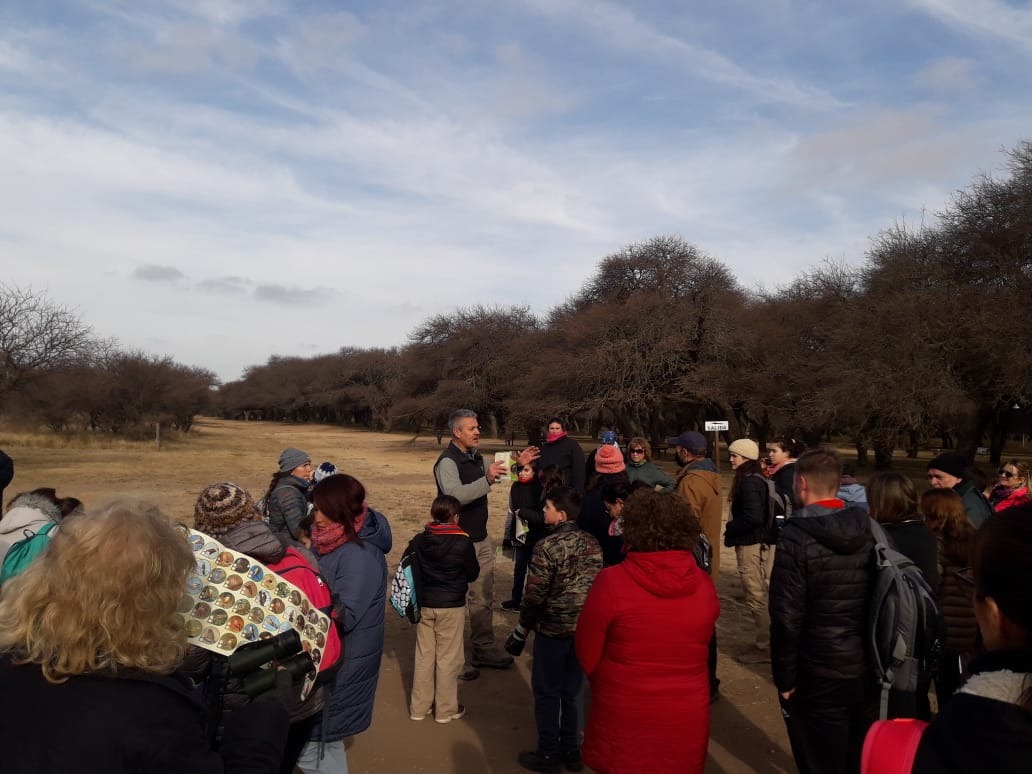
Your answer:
[517,749,561,774]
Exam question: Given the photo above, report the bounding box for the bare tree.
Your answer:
[0,284,99,399]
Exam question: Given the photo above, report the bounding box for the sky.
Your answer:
[2,0,1030,383]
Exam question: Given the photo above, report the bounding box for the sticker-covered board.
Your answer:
[176,526,332,700]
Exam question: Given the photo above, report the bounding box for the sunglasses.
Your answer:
[629,448,645,454]
[999,469,1019,479]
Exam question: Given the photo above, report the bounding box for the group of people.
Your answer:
[1,422,1031,774]
[0,446,390,774]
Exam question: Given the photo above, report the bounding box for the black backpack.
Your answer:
[748,474,792,545]
[866,519,942,719]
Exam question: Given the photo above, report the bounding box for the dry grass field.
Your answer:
[2,417,797,773]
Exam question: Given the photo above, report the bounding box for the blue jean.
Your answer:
[297,738,348,773]
[531,633,582,757]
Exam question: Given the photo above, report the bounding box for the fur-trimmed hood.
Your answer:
[0,494,61,562]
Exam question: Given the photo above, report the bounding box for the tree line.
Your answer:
[0,284,215,436]
[5,141,1030,465]
[217,141,1032,468]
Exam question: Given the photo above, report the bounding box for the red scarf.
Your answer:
[546,430,568,443]
[312,509,367,555]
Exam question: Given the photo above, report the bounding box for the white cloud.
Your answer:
[913,57,980,93]
[910,0,1032,49]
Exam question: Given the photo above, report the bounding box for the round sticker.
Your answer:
[242,623,259,642]
[218,633,237,651]
[241,581,257,599]
[195,559,211,577]
[216,551,234,567]
[249,607,265,624]
[185,619,203,637]
[233,599,251,615]
[208,609,228,627]
[227,615,245,633]
[216,592,235,609]
[225,575,243,591]
[208,568,226,584]
[247,566,264,581]
[200,627,218,644]
[192,602,211,619]
[233,557,250,573]
[262,615,281,632]
[199,585,218,603]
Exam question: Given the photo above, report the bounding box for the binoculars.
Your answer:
[228,629,315,698]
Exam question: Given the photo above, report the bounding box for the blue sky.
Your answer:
[2,0,1030,381]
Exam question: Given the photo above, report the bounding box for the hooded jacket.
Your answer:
[576,550,719,774]
[769,502,873,692]
[955,480,992,529]
[913,650,1032,773]
[413,522,480,608]
[0,492,61,566]
[675,459,723,577]
[316,507,392,741]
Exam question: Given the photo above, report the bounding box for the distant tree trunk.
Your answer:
[873,439,895,470]
[855,438,869,468]
[906,429,920,459]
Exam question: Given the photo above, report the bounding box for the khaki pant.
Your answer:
[466,536,496,663]
[410,606,466,719]
[735,543,774,647]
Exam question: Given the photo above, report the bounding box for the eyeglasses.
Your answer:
[629,448,645,454]
[999,469,1018,479]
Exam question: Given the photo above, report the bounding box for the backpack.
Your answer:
[267,549,344,684]
[749,473,792,545]
[0,522,57,584]
[866,519,942,720]
[692,532,713,575]
[390,534,423,624]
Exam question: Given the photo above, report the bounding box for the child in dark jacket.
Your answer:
[502,461,547,612]
[409,495,480,724]
[504,486,602,774]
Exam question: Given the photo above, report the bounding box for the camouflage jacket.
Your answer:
[519,521,602,638]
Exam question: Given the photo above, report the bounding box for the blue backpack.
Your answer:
[1,522,57,584]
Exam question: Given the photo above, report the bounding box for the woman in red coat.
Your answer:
[575,489,719,774]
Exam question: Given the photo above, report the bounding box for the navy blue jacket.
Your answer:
[316,508,392,741]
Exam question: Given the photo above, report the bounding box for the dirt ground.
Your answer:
[1,418,794,773]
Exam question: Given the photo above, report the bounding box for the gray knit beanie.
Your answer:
[278,447,310,474]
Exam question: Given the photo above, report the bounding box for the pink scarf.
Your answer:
[546,430,568,443]
[312,509,367,555]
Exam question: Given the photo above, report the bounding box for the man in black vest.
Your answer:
[435,409,538,680]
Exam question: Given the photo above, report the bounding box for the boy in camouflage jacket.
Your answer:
[504,486,602,774]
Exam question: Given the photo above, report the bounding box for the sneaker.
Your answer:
[736,644,771,664]
[410,709,432,721]
[518,750,561,774]
[472,651,515,669]
[435,704,466,724]
[458,666,480,681]
[561,751,584,771]
[500,599,521,613]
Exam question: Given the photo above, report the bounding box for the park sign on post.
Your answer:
[704,421,728,472]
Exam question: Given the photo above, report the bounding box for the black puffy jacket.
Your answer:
[724,474,768,547]
[413,523,480,608]
[769,503,873,692]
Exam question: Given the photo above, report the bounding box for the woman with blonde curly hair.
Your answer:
[576,490,719,774]
[0,503,288,773]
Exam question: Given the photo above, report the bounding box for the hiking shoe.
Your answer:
[410,709,432,721]
[500,599,521,613]
[517,750,561,774]
[458,666,480,681]
[736,644,771,664]
[472,651,514,669]
[561,750,584,771]
[435,704,466,724]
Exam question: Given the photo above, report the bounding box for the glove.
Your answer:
[504,625,528,657]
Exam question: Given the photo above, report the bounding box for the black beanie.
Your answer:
[927,452,968,480]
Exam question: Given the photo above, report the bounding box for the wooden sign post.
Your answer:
[704,420,729,472]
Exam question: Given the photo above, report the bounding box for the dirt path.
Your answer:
[2,419,793,773]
